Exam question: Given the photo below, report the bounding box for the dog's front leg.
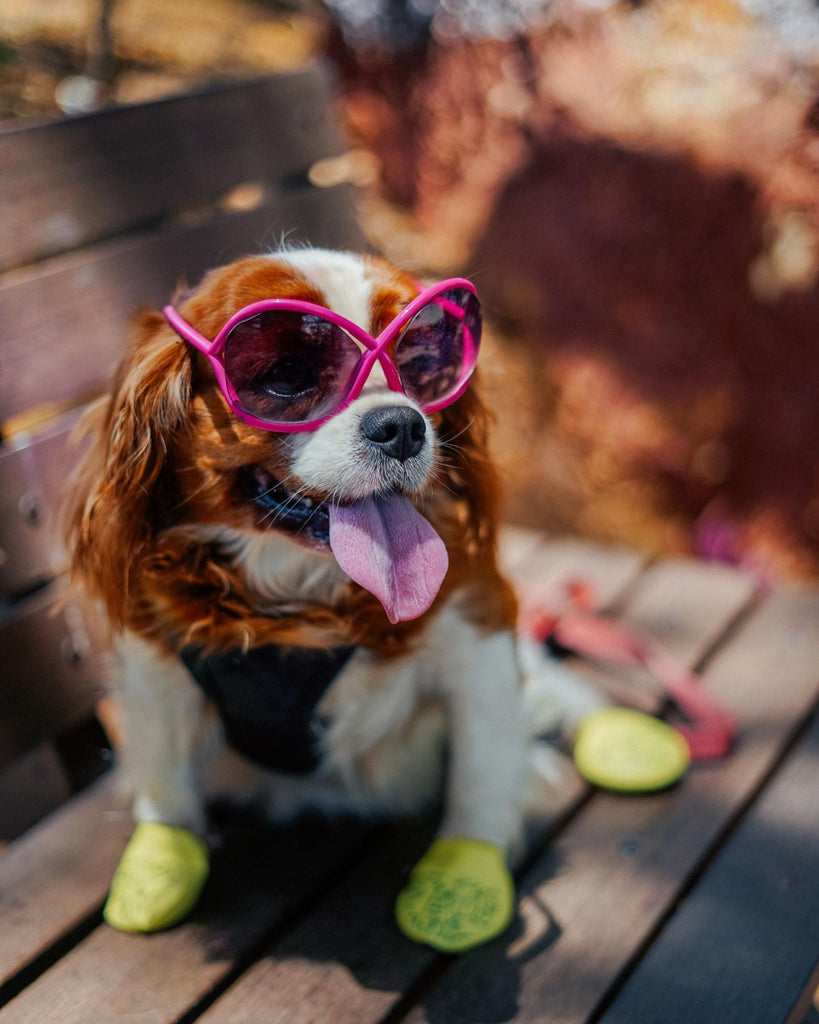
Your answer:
[104,633,210,933]
[439,626,525,849]
[396,621,524,952]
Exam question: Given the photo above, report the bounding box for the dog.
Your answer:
[65,248,597,951]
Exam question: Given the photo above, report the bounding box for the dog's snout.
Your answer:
[360,406,426,462]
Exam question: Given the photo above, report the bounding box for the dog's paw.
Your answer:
[104,822,209,933]
[395,837,514,953]
[520,636,608,735]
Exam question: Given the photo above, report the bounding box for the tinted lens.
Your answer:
[394,288,481,406]
[224,311,361,423]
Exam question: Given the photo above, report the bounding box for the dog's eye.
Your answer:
[398,348,446,383]
[255,354,320,397]
[395,325,459,402]
[225,311,362,423]
[393,287,480,406]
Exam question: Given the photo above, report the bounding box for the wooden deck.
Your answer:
[1,532,817,1024]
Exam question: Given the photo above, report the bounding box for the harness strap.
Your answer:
[181,643,355,774]
[520,589,735,760]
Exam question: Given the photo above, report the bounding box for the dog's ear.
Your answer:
[437,368,501,554]
[66,310,193,627]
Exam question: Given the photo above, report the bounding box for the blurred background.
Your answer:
[3,0,819,582]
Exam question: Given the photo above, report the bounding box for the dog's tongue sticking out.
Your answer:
[328,495,448,624]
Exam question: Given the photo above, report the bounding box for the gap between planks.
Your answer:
[0,772,129,995]
[587,687,819,1023]
[597,702,819,1024]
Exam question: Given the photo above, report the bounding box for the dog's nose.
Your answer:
[360,406,426,462]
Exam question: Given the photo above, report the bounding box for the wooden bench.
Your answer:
[1,67,818,1024]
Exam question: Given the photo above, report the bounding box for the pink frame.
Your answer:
[163,277,480,433]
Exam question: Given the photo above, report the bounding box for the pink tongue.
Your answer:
[328,494,449,624]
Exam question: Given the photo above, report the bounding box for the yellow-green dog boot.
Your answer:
[104,821,210,933]
[395,837,515,953]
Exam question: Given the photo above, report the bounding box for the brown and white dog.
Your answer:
[65,248,597,950]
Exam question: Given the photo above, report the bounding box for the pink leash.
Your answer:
[520,585,736,760]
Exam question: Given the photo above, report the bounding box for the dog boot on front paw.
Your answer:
[395,837,515,953]
[104,821,210,933]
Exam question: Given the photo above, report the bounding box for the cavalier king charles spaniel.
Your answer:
[65,249,597,951]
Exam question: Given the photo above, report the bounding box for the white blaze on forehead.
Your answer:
[273,249,376,332]
[274,249,397,388]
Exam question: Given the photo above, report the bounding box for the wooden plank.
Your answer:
[0,66,347,272]
[787,965,819,1024]
[503,535,647,609]
[197,821,449,1024]
[0,584,113,770]
[196,787,587,1024]
[601,713,819,1024]
[0,183,363,424]
[405,583,819,1024]
[0,815,374,1023]
[0,742,70,842]
[0,773,129,991]
[0,417,79,598]
[497,525,544,574]
[191,557,749,1024]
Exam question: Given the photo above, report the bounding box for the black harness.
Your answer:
[181,644,355,775]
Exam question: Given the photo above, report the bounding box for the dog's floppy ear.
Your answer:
[437,368,501,553]
[66,310,193,627]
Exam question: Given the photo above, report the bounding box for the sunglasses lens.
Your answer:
[394,288,481,406]
[224,311,361,424]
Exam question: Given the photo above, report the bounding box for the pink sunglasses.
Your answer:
[162,278,481,432]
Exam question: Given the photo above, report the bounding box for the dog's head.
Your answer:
[67,250,511,648]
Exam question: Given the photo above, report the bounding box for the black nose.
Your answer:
[360,406,426,462]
